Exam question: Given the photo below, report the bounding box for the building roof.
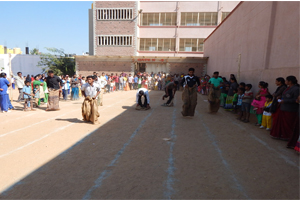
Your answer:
[204,1,243,42]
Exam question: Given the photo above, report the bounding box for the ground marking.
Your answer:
[82,99,159,200]
[196,111,250,200]
[0,123,75,159]
[164,105,177,199]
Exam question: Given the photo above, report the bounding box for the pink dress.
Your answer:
[251,88,268,108]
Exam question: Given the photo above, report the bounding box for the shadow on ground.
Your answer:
[0,91,162,200]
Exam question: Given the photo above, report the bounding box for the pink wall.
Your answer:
[204,1,300,93]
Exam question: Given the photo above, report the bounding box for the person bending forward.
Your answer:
[136,88,151,110]
[162,81,179,107]
[181,68,200,117]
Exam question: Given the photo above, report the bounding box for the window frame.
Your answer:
[180,12,218,26]
[179,38,205,52]
[140,12,177,26]
[97,35,133,46]
[139,38,176,51]
[97,8,133,20]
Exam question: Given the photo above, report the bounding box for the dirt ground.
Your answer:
[0,89,299,200]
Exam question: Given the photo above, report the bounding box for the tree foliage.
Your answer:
[30,48,40,55]
[38,47,75,76]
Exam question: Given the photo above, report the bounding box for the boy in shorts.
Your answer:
[22,81,35,111]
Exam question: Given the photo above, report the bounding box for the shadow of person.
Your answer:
[122,106,134,109]
[55,118,86,123]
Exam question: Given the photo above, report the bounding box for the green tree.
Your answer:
[38,47,75,76]
[30,48,40,55]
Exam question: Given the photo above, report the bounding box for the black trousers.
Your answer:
[115,83,119,91]
[129,83,132,90]
[165,89,173,104]
[138,95,148,107]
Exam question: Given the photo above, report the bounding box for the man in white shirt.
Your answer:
[136,88,150,110]
[98,74,107,106]
[128,74,134,90]
[13,72,25,102]
[81,75,101,124]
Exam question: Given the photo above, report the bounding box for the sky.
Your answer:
[0,1,93,55]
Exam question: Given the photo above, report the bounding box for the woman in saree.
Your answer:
[270,76,299,149]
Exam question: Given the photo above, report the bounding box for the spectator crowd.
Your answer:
[0,70,299,153]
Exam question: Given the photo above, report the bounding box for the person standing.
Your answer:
[119,75,124,91]
[181,68,200,117]
[98,75,107,106]
[71,74,79,100]
[0,73,11,113]
[114,73,119,91]
[207,72,223,113]
[32,75,44,106]
[13,72,25,102]
[136,88,151,110]
[46,70,63,111]
[128,74,134,90]
[81,75,101,124]
[270,76,299,149]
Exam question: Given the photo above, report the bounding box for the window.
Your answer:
[140,13,176,26]
[139,38,175,51]
[179,38,205,52]
[98,36,133,46]
[181,12,217,26]
[97,8,133,20]
[222,12,230,21]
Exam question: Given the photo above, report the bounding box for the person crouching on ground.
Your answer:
[181,68,200,117]
[81,76,101,124]
[162,81,179,107]
[136,88,151,110]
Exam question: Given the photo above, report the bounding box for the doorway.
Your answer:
[137,63,146,73]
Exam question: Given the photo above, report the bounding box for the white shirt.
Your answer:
[136,88,150,104]
[81,83,101,99]
[99,77,107,88]
[128,76,134,83]
[14,75,25,88]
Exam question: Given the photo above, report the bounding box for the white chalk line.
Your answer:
[0,109,79,138]
[201,95,299,170]
[82,99,160,200]
[0,123,75,159]
[164,99,177,200]
[196,111,250,199]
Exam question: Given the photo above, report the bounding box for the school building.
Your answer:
[204,1,300,93]
[76,1,239,76]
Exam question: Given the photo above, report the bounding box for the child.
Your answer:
[240,84,253,123]
[33,84,40,108]
[239,82,246,89]
[232,89,238,113]
[260,95,273,131]
[22,81,35,111]
[236,87,245,115]
[251,81,269,126]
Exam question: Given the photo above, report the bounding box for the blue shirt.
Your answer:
[134,77,138,83]
[22,85,32,99]
[0,78,9,95]
[105,75,108,80]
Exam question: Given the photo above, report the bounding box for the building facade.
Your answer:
[77,1,239,76]
[0,45,22,54]
[204,1,300,93]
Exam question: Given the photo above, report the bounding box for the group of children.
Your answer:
[22,81,42,111]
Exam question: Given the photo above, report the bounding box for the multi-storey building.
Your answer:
[0,45,22,54]
[76,1,239,76]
